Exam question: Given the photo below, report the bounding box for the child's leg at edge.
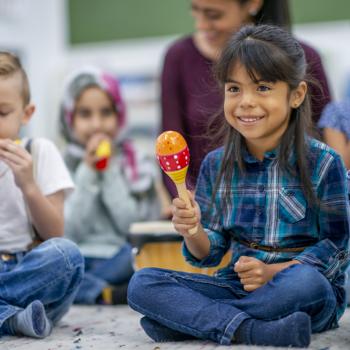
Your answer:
[0,238,83,337]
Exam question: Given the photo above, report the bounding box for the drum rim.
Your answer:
[128,232,182,249]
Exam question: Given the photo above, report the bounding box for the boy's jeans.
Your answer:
[74,243,134,304]
[128,264,339,345]
[0,238,84,333]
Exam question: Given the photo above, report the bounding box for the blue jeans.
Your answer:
[74,243,134,304]
[0,238,84,333]
[128,264,338,345]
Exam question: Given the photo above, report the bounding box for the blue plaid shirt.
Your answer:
[183,138,350,318]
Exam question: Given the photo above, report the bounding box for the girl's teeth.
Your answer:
[239,117,262,122]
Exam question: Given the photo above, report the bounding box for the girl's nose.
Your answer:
[239,92,256,109]
[91,115,102,131]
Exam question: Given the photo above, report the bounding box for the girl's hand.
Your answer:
[0,139,35,194]
[171,191,201,238]
[234,256,275,292]
[85,133,112,169]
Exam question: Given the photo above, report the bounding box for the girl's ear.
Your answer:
[248,0,263,16]
[290,81,307,109]
[21,103,35,125]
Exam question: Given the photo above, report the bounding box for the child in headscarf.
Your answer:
[60,67,161,304]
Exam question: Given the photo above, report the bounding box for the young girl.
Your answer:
[127,25,350,347]
[161,0,331,198]
[60,67,161,305]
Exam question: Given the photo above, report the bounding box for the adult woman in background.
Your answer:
[161,0,331,197]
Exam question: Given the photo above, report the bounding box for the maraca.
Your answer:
[156,131,197,235]
[95,140,111,171]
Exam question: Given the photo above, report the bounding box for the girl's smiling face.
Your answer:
[224,62,306,159]
[72,86,118,146]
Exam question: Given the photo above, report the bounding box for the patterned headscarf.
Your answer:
[60,66,126,143]
[60,67,138,181]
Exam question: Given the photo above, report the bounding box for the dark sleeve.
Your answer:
[301,42,332,124]
[160,44,186,198]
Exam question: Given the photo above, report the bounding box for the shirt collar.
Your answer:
[242,144,279,164]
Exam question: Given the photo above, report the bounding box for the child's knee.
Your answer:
[128,268,160,303]
[43,237,84,272]
[286,264,333,301]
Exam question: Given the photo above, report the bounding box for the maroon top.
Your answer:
[161,36,331,197]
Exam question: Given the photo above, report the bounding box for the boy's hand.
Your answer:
[171,191,201,238]
[85,133,112,169]
[0,139,35,193]
[234,256,275,292]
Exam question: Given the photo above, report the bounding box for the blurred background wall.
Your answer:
[1,0,350,152]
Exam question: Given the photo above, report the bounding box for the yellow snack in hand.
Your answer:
[96,140,111,158]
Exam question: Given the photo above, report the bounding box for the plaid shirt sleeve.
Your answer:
[294,152,350,281]
[182,150,232,267]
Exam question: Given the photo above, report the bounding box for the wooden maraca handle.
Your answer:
[175,182,198,235]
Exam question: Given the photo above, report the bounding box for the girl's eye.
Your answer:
[227,86,240,93]
[0,111,9,117]
[101,108,115,117]
[76,109,91,118]
[257,85,271,92]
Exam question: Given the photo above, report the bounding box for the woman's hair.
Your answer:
[210,24,317,211]
[242,0,291,30]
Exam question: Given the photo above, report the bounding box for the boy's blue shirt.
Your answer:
[183,138,350,319]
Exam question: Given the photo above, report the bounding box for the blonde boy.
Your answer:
[0,52,83,338]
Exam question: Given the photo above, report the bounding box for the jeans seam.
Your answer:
[222,311,249,345]
[51,239,74,271]
[171,271,238,293]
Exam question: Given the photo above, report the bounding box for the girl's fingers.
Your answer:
[234,260,258,273]
[243,284,261,292]
[240,277,262,285]
[173,207,196,218]
[172,216,198,227]
[172,197,188,209]
[237,271,255,279]
[173,223,197,235]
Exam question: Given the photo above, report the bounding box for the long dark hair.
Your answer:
[210,24,317,213]
[246,0,291,30]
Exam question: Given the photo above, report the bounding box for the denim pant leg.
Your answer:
[345,265,350,306]
[0,238,84,328]
[128,268,250,345]
[88,243,134,285]
[74,244,134,304]
[231,264,338,333]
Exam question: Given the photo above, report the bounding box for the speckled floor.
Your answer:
[0,306,349,350]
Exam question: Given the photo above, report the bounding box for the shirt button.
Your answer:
[258,185,265,193]
[338,251,347,260]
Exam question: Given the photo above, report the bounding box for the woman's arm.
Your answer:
[161,45,187,198]
[323,128,350,169]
